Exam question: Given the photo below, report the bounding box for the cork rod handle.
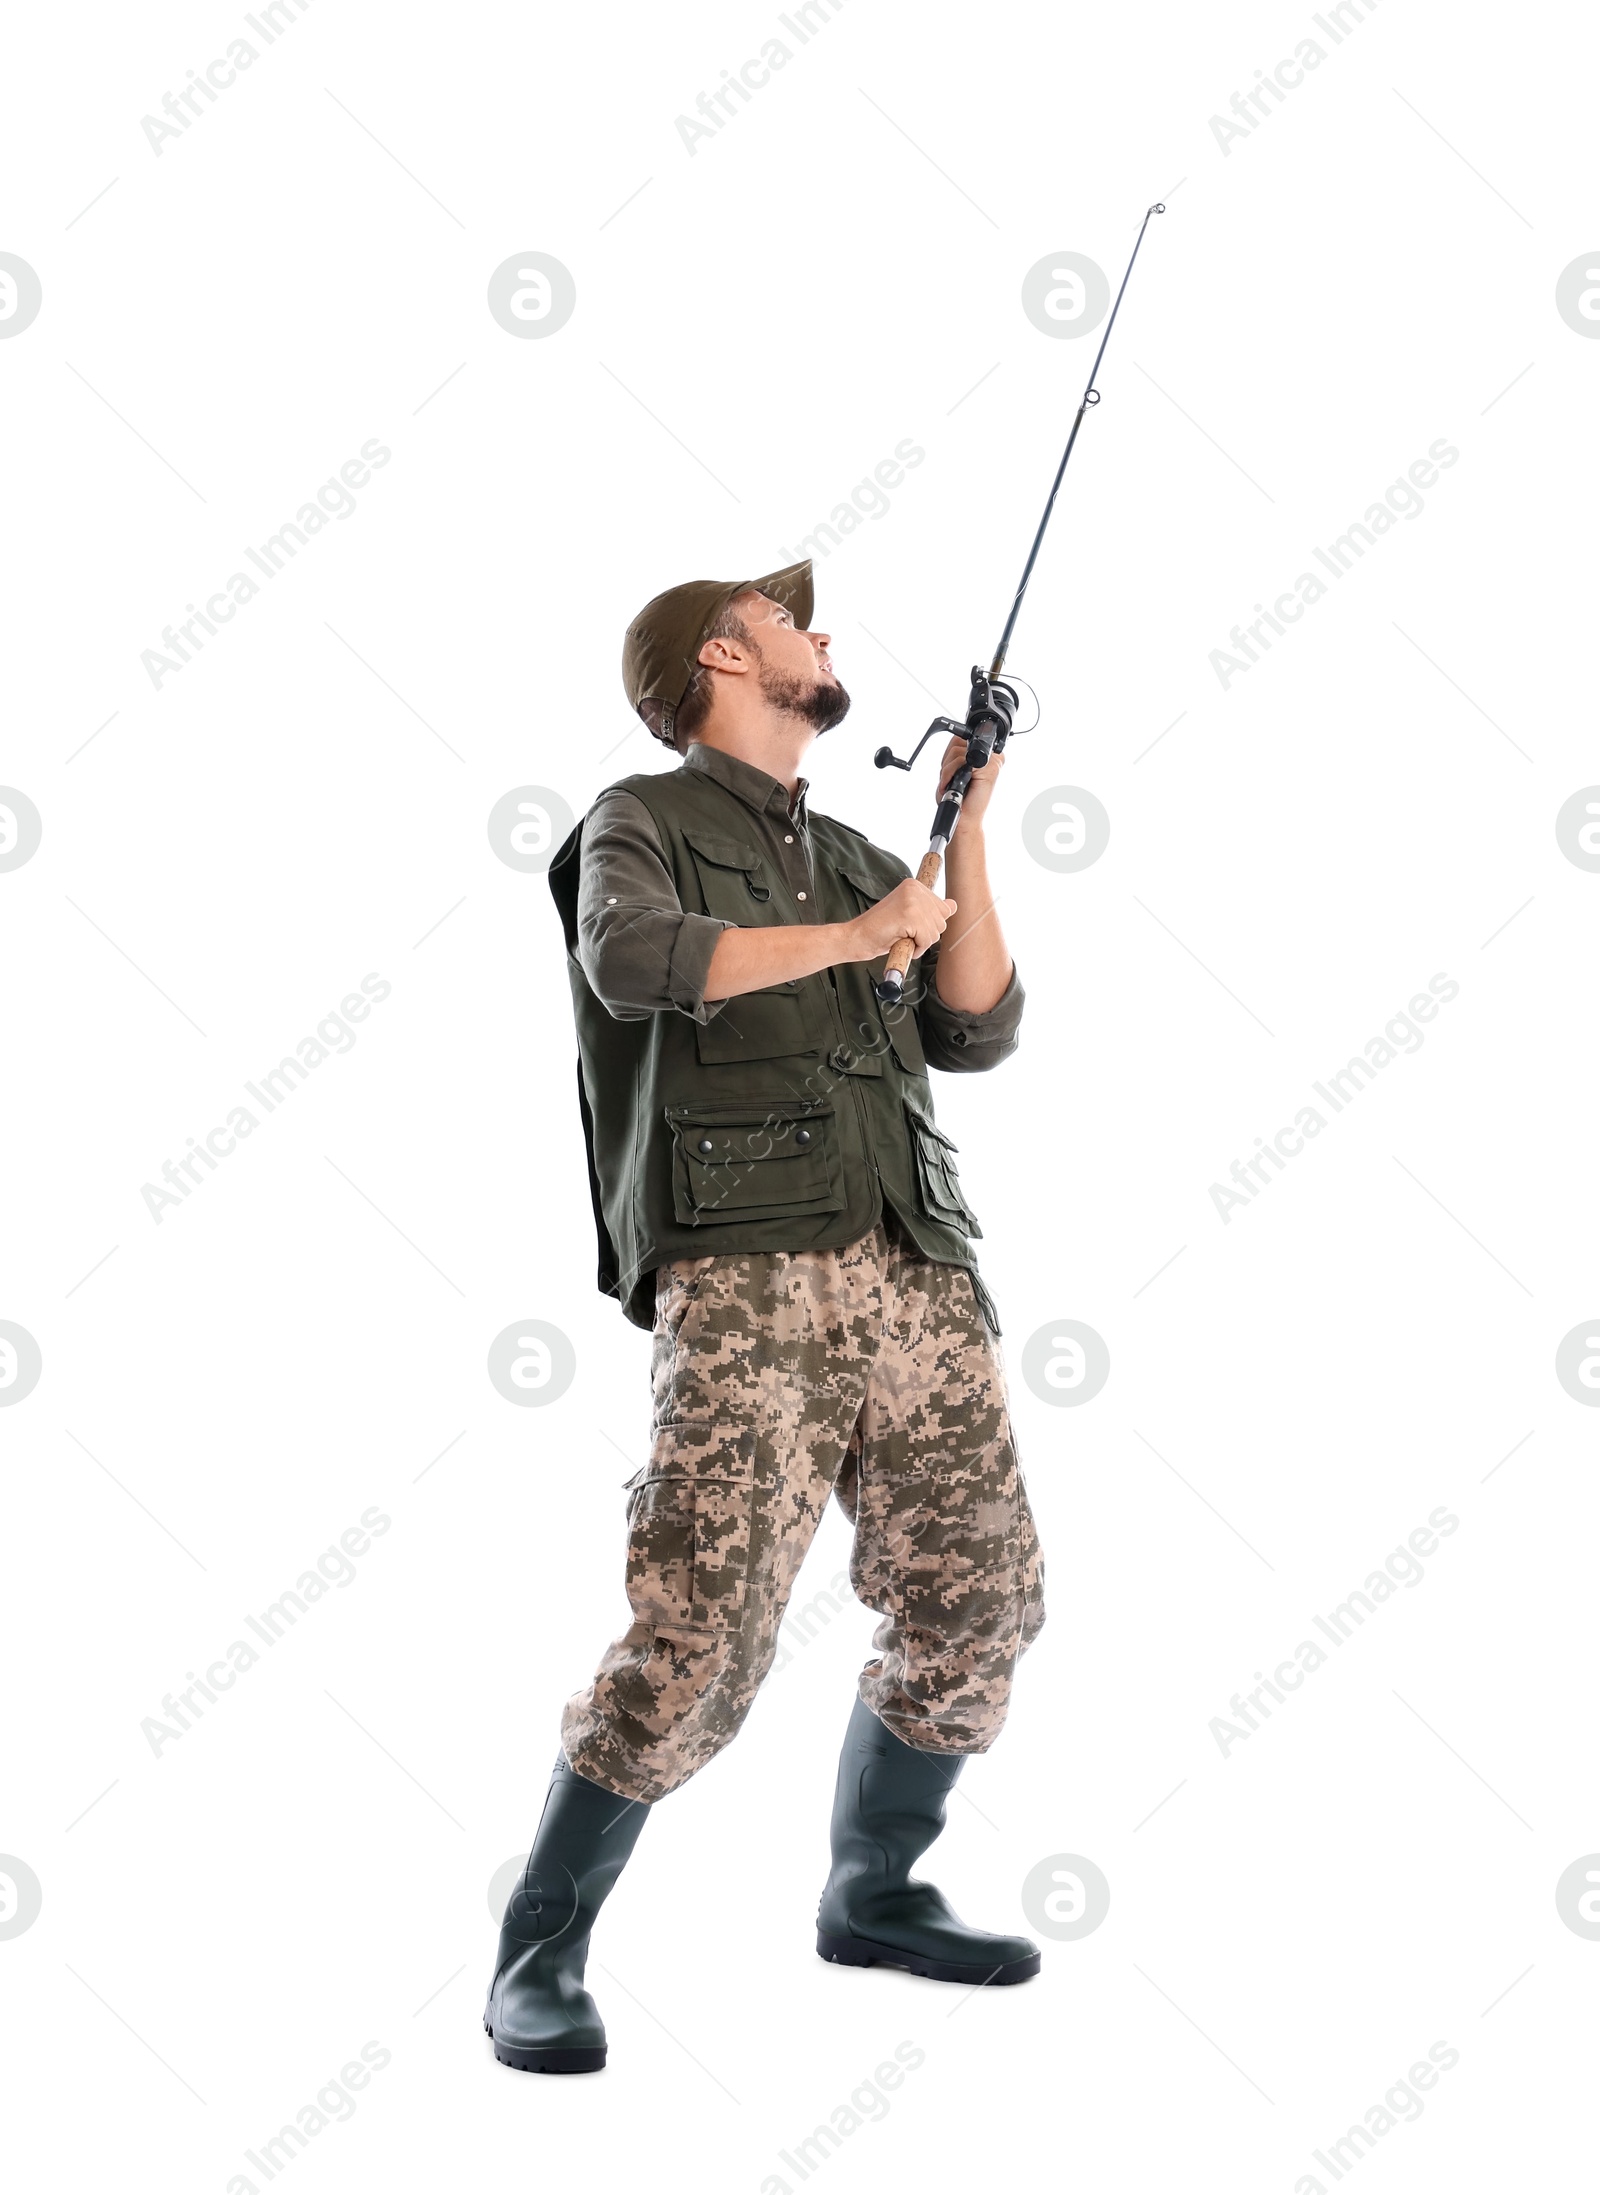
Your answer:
[876,847,945,1002]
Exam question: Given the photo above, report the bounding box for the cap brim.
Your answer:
[739,560,813,631]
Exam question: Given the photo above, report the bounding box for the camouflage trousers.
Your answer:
[561,1223,1045,1803]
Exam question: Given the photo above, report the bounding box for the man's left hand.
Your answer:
[937,733,1005,826]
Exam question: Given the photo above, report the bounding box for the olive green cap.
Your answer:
[621,560,814,745]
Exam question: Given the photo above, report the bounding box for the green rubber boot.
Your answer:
[816,1696,1040,1986]
[484,1754,651,2072]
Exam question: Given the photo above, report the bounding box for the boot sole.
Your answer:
[816,1930,1040,1986]
[484,2016,607,2074]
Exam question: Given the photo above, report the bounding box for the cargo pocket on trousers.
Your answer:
[623,1424,758,1635]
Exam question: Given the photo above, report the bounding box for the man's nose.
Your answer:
[809,629,832,650]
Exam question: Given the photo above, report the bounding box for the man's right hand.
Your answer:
[846,877,957,964]
[704,878,956,1001]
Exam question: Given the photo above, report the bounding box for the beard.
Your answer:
[757,657,853,732]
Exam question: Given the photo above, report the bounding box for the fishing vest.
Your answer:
[547,762,986,1330]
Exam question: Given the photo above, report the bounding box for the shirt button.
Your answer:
[784,834,795,844]
[796,891,807,902]
[606,897,617,905]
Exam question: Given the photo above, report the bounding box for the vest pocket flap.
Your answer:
[837,856,911,904]
[674,1122,824,1164]
[666,1103,843,1224]
[683,825,762,872]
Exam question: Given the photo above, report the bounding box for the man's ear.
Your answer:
[697,634,749,674]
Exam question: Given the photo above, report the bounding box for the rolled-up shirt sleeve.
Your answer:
[576,789,732,1024]
[915,955,1025,1072]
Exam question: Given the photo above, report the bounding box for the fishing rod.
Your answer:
[872,200,1166,1005]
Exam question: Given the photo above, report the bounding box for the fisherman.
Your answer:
[485,560,1045,2073]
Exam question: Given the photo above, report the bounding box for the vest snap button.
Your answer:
[697,1136,714,1154]
[794,1128,812,1147]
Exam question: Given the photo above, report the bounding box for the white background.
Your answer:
[3,0,1597,2188]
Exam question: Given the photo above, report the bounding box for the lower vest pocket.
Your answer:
[624,1423,758,1633]
[904,1105,982,1237]
[666,1101,843,1226]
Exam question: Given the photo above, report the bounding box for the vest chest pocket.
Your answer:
[667,1101,843,1226]
[837,859,930,1076]
[684,826,823,1066]
[685,827,783,925]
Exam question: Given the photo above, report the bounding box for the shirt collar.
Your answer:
[684,740,809,825]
